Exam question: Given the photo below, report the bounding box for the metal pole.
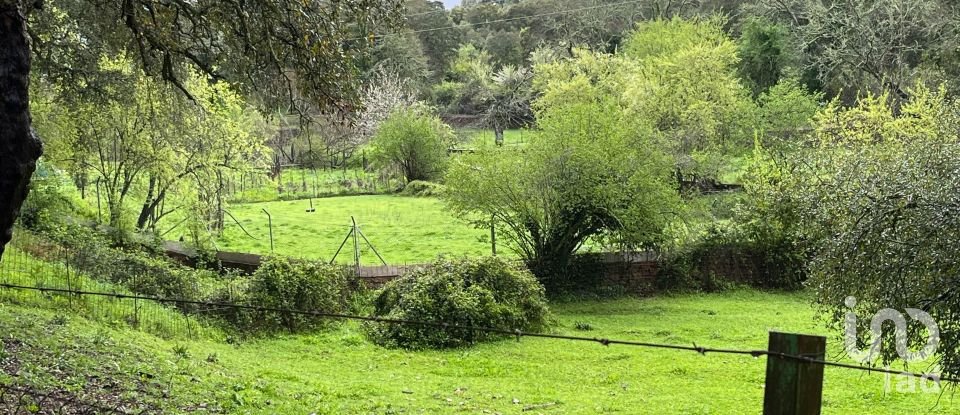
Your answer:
[357,228,387,266]
[330,226,353,264]
[262,208,274,253]
[490,215,497,256]
[351,216,361,276]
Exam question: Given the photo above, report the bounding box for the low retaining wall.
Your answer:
[162,243,765,293]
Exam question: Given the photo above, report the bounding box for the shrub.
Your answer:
[246,256,351,333]
[24,224,222,314]
[365,257,550,349]
[401,180,445,197]
[655,223,805,292]
[18,162,91,233]
[369,106,454,183]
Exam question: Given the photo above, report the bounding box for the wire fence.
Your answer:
[0,239,225,339]
[0,238,957,413]
[0,278,955,385]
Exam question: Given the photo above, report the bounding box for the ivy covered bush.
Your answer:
[245,256,351,333]
[365,257,550,349]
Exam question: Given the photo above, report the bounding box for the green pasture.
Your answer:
[218,195,491,264]
[0,287,954,414]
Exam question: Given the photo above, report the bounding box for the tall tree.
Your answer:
[445,75,678,289]
[0,0,403,259]
[621,17,757,184]
[753,0,959,104]
[404,0,463,77]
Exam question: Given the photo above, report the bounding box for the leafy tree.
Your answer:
[357,69,420,141]
[0,0,402,259]
[368,31,432,89]
[756,78,821,144]
[737,17,795,97]
[444,78,678,288]
[34,63,265,242]
[754,0,958,104]
[621,17,758,184]
[404,0,464,77]
[370,106,454,183]
[448,44,535,144]
[754,84,960,377]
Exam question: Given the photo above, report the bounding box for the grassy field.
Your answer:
[226,167,403,204]
[460,128,529,147]
[0,289,955,414]
[218,195,491,263]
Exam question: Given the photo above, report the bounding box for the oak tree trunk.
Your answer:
[0,2,42,260]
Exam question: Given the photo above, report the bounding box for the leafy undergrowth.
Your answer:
[0,305,235,413]
[1,290,958,414]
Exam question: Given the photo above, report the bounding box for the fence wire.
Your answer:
[0,280,956,385]
[0,237,957,414]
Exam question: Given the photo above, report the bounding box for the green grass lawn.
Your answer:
[225,167,403,204]
[218,195,491,264]
[0,289,955,414]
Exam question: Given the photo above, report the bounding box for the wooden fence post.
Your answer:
[763,332,826,415]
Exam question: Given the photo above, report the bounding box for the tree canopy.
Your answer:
[445,74,677,287]
[0,0,404,258]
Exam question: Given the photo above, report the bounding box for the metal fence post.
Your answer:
[763,331,826,415]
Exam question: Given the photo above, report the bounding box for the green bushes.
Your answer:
[369,106,455,183]
[365,257,550,349]
[401,180,445,197]
[656,223,806,292]
[18,162,92,233]
[245,256,351,332]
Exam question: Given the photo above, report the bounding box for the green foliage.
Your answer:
[368,32,432,88]
[401,180,445,197]
[246,256,351,333]
[445,84,678,288]
[622,17,758,182]
[753,0,957,102]
[18,162,92,233]
[757,78,822,144]
[32,62,267,245]
[768,84,960,377]
[365,256,550,349]
[737,17,794,96]
[370,106,455,183]
[623,17,730,60]
[656,222,806,292]
[48,227,208,302]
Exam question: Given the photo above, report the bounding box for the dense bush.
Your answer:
[369,106,455,183]
[18,162,93,233]
[15,223,220,316]
[401,180,445,197]
[656,222,806,292]
[365,257,550,349]
[245,256,351,333]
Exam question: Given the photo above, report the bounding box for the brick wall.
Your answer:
[163,243,768,293]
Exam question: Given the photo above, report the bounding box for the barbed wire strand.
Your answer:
[1,282,957,384]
